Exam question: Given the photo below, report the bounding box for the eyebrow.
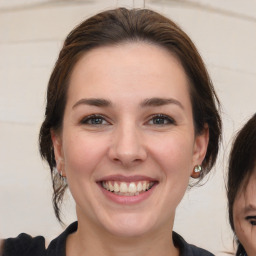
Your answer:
[141,97,184,109]
[72,98,112,109]
[244,204,256,214]
[72,97,184,109]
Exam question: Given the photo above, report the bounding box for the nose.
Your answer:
[108,123,147,167]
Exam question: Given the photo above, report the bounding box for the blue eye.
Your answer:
[149,114,175,125]
[81,115,108,125]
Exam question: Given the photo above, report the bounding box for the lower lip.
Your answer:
[98,183,157,205]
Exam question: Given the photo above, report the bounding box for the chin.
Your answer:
[101,213,158,238]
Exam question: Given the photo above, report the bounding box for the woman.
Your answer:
[3,8,221,256]
[227,114,256,256]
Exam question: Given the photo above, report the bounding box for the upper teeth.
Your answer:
[102,181,154,194]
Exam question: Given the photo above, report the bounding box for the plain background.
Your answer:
[0,0,255,255]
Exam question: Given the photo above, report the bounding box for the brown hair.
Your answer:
[39,8,222,221]
[227,114,256,239]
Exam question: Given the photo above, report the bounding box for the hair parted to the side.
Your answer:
[39,8,222,222]
[227,114,256,245]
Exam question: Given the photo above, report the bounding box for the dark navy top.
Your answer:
[3,222,214,256]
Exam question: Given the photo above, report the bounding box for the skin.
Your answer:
[233,167,256,256]
[52,42,209,256]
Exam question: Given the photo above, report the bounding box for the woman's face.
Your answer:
[233,167,256,256]
[52,42,208,237]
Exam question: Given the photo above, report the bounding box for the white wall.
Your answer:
[0,0,255,255]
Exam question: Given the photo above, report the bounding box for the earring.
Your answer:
[58,170,66,178]
[191,165,202,178]
[56,159,65,178]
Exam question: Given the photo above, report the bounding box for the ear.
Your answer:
[51,129,65,176]
[192,124,209,171]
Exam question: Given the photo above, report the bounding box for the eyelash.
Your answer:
[245,216,256,226]
[80,114,109,125]
[147,114,176,126]
[79,114,176,126]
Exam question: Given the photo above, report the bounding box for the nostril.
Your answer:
[133,158,142,163]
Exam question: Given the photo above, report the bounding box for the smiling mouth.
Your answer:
[101,181,156,196]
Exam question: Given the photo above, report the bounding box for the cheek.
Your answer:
[235,222,256,254]
[234,215,245,239]
[233,201,244,233]
[149,133,195,174]
[62,133,107,178]
[148,133,194,206]
[233,206,256,251]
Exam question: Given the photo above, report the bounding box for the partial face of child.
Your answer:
[233,168,256,256]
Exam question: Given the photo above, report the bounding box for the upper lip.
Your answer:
[98,175,157,183]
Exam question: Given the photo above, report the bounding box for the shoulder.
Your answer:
[173,231,215,256]
[46,221,78,256]
[2,233,46,256]
[2,222,78,256]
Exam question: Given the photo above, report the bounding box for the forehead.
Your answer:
[68,42,191,102]
[245,168,256,192]
[72,42,185,79]
[235,167,256,208]
[242,167,256,192]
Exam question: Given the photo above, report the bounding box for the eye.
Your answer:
[80,114,109,125]
[245,216,256,226]
[147,114,176,126]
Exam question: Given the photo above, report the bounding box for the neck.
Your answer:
[66,219,179,256]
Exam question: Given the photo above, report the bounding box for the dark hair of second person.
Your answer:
[227,113,256,256]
